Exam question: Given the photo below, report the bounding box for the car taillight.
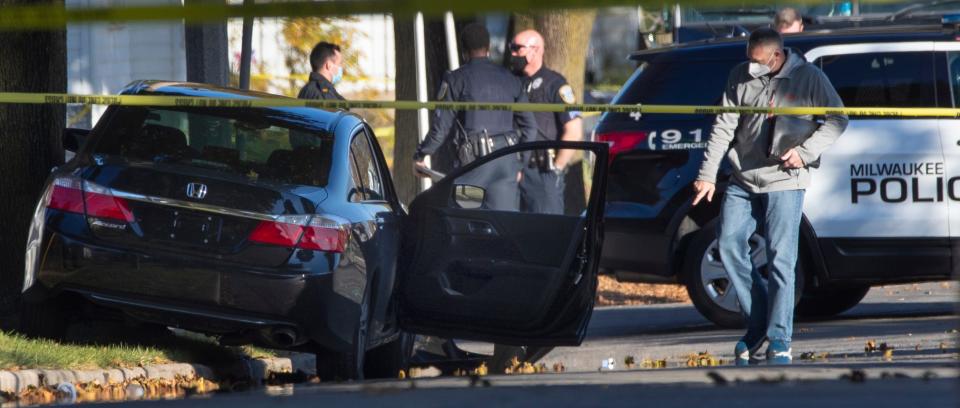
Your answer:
[45,176,134,223]
[596,130,648,163]
[248,214,349,253]
[299,216,350,253]
[48,177,84,213]
[83,181,134,222]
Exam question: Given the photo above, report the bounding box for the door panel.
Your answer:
[805,47,948,238]
[399,142,608,346]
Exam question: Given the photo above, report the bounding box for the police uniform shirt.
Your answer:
[523,67,579,141]
[415,58,537,159]
[297,72,345,101]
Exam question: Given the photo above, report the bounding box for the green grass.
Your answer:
[0,326,277,371]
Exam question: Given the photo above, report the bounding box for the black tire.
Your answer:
[682,220,805,329]
[796,285,870,318]
[19,298,68,340]
[315,301,369,382]
[363,331,414,379]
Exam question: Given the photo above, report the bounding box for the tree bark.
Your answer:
[0,0,66,316]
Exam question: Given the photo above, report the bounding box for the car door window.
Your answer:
[349,130,385,202]
[818,51,936,109]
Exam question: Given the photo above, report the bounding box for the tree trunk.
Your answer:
[0,0,66,318]
[513,10,596,214]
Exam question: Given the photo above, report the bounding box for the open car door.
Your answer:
[399,141,608,346]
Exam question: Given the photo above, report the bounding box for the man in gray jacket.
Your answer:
[692,28,848,365]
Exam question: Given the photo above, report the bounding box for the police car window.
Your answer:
[612,60,740,120]
[349,131,384,202]
[945,52,960,108]
[94,107,334,187]
[818,52,936,109]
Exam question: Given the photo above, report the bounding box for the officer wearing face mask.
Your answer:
[508,29,582,215]
[298,41,346,101]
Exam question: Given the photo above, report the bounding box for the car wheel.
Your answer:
[796,285,870,318]
[364,331,414,379]
[682,220,804,329]
[19,298,68,340]
[316,300,368,382]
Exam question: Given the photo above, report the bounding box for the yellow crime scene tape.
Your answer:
[4,92,960,118]
[0,0,896,30]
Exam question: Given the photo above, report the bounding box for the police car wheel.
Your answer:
[682,220,805,329]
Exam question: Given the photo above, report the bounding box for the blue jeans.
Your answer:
[718,182,804,345]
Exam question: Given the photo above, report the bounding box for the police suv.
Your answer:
[596,23,960,328]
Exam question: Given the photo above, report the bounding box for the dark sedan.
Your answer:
[20,81,609,380]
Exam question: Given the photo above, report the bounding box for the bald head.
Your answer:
[510,29,544,77]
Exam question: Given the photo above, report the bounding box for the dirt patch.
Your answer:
[596,274,691,306]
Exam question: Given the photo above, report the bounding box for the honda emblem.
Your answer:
[186,183,208,200]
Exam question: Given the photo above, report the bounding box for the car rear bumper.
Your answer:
[30,231,363,352]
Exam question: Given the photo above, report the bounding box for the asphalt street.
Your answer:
[103,282,959,407]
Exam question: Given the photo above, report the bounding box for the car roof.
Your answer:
[119,80,349,133]
[630,25,954,63]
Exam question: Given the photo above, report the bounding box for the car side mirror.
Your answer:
[453,185,485,209]
[63,128,90,153]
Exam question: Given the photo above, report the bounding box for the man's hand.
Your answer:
[413,160,427,178]
[692,180,716,206]
[780,148,805,169]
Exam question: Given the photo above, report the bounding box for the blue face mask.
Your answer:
[332,66,344,85]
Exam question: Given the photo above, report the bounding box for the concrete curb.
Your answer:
[0,354,316,394]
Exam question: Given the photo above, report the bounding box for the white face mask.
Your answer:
[748,52,777,78]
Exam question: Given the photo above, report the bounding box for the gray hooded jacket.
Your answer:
[697,49,848,193]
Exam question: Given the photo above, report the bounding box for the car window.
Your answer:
[613,60,740,106]
[94,107,335,187]
[348,130,384,202]
[817,51,936,109]
[945,52,960,108]
[611,59,741,121]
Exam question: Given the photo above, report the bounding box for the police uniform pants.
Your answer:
[519,167,565,215]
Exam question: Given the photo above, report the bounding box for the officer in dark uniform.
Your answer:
[509,30,583,215]
[298,41,346,101]
[414,23,537,211]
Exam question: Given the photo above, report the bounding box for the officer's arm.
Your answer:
[554,83,582,170]
[415,73,457,160]
[513,88,537,143]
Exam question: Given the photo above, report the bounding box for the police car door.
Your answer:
[936,43,960,261]
[803,44,950,276]
[398,141,607,346]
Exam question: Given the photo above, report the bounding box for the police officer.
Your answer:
[508,30,583,215]
[413,23,537,211]
[298,41,346,101]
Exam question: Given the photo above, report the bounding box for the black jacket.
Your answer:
[416,58,537,159]
[297,72,345,101]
